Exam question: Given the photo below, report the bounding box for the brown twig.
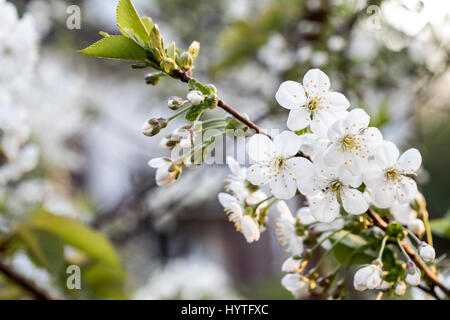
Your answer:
[366,209,450,297]
[0,261,60,300]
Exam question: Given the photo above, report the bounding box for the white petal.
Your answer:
[274,131,302,158]
[276,200,293,218]
[396,177,418,204]
[391,202,416,225]
[281,257,301,273]
[322,91,350,110]
[343,108,370,132]
[323,143,345,167]
[302,69,330,96]
[374,141,399,168]
[362,162,384,187]
[247,134,274,162]
[218,192,239,210]
[327,118,346,142]
[338,165,362,188]
[269,171,298,200]
[310,110,339,138]
[396,148,422,174]
[287,108,311,131]
[247,164,270,186]
[341,187,368,215]
[296,207,316,224]
[241,216,260,243]
[363,127,383,151]
[275,80,307,110]
[309,192,340,223]
[148,157,167,168]
[372,182,396,208]
[226,156,241,177]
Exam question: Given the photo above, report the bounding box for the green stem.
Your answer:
[201,118,227,126]
[397,239,412,262]
[201,125,226,133]
[251,195,275,208]
[377,236,388,261]
[310,229,341,253]
[168,105,192,121]
[310,231,351,274]
[407,229,422,244]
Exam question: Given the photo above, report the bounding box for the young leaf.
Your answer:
[141,17,154,34]
[188,41,200,60]
[167,42,176,61]
[116,0,150,47]
[30,209,120,267]
[78,36,148,62]
[185,104,206,121]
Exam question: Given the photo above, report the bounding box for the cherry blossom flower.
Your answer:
[390,202,425,236]
[246,131,311,200]
[364,141,422,208]
[418,242,435,263]
[406,262,421,286]
[296,155,368,222]
[275,69,349,137]
[281,274,309,299]
[148,157,183,186]
[323,108,383,175]
[281,256,302,273]
[187,90,204,106]
[275,201,304,255]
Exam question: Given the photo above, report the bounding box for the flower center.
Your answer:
[307,96,320,113]
[384,168,401,182]
[326,179,342,193]
[273,157,285,169]
[339,134,360,152]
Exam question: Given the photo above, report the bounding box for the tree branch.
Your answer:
[366,209,450,297]
[0,261,60,300]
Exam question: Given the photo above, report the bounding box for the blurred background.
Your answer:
[1,0,449,299]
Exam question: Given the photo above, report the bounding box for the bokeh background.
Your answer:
[1,0,449,299]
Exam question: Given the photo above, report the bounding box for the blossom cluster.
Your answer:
[0,0,40,185]
[213,69,436,298]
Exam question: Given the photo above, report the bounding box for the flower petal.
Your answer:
[275,80,307,110]
[148,157,167,168]
[372,181,396,208]
[269,172,298,200]
[296,207,316,224]
[226,156,241,177]
[302,69,330,97]
[218,192,239,210]
[309,192,340,223]
[247,163,270,186]
[247,134,274,162]
[323,143,345,167]
[341,187,368,215]
[396,176,418,204]
[396,148,422,174]
[322,91,350,110]
[274,131,302,158]
[343,108,370,132]
[374,141,399,169]
[287,108,311,131]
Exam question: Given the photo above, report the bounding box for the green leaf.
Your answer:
[188,79,217,96]
[166,42,176,61]
[29,210,119,267]
[185,104,206,121]
[16,227,64,276]
[332,232,376,266]
[116,0,150,47]
[430,210,450,239]
[141,17,154,34]
[188,41,200,60]
[78,36,148,62]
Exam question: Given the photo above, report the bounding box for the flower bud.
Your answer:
[168,96,186,110]
[178,52,194,71]
[418,242,435,263]
[408,219,425,237]
[405,262,421,286]
[240,215,260,243]
[281,256,301,273]
[187,90,204,106]
[394,281,407,296]
[142,117,167,137]
[353,264,383,291]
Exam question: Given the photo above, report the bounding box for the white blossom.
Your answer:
[247,131,310,200]
[275,69,349,137]
[275,201,304,255]
[323,108,383,175]
[364,141,422,208]
[281,274,309,299]
[187,90,204,106]
[148,157,183,186]
[297,155,368,222]
[281,256,302,273]
[353,264,383,291]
